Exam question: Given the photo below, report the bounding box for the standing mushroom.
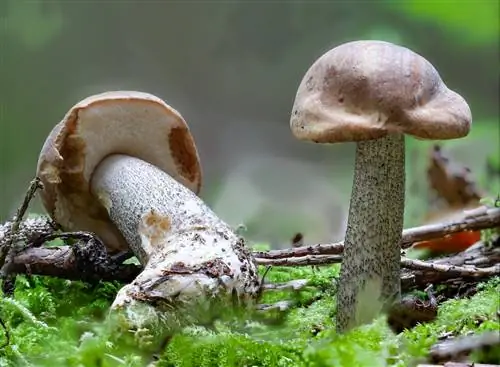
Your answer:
[36,91,260,335]
[289,40,472,333]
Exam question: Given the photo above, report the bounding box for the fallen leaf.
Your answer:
[427,145,484,209]
[418,145,485,253]
[412,231,481,254]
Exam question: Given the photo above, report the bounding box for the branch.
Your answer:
[263,242,500,294]
[261,279,311,291]
[428,331,500,364]
[11,243,141,283]
[255,251,500,279]
[400,241,500,290]
[400,258,500,277]
[254,206,500,260]
[0,178,44,275]
[256,255,342,266]
[255,300,295,312]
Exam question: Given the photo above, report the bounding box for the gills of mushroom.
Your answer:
[289,40,472,333]
[36,91,260,334]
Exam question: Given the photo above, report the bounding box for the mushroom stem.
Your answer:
[336,132,405,333]
[90,154,260,333]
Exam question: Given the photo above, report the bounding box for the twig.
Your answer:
[261,279,310,291]
[11,242,141,284]
[256,255,342,266]
[256,300,295,312]
[400,258,500,277]
[401,239,500,290]
[255,243,345,259]
[259,241,500,295]
[257,249,500,278]
[0,178,44,294]
[429,331,500,364]
[254,207,500,260]
[0,178,43,270]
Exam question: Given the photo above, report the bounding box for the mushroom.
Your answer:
[36,91,260,335]
[289,40,472,333]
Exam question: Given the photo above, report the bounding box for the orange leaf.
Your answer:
[412,230,481,254]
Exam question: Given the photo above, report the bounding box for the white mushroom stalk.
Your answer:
[92,154,260,329]
[35,91,261,334]
[289,40,472,333]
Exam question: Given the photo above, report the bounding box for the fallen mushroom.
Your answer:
[290,40,472,333]
[36,91,260,336]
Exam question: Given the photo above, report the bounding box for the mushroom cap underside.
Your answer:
[290,40,472,143]
[36,90,202,252]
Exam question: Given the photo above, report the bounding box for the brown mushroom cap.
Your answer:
[290,40,472,143]
[36,91,202,252]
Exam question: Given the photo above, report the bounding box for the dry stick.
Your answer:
[257,255,342,266]
[399,246,500,291]
[255,243,344,260]
[11,245,141,283]
[256,300,294,312]
[263,242,500,294]
[400,257,500,277]
[0,178,44,279]
[261,279,311,291]
[256,251,500,277]
[254,206,500,260]
[259,246,500,313]
[428,331,500,364]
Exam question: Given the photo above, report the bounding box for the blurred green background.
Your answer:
[1,0,498,247]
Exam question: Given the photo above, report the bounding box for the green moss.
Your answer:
[0,260,498,367]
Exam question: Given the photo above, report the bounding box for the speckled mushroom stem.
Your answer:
[90,154,260,332]
[336,132,405,333]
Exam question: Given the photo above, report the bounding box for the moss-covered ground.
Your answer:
[0,251,498,367]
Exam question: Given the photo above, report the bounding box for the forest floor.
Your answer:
[0,252,498,367]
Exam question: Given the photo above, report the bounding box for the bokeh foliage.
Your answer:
[0,1,498,236]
